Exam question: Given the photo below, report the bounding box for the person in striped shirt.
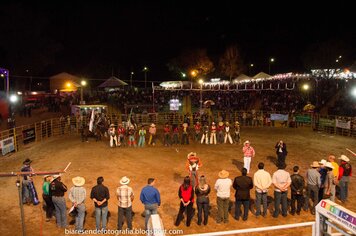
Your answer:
[242,140,255,174]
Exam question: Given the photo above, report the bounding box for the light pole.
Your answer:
[143,66,148,89]
[130,71,134,87]
[269,58,274,74]
[199,79,204,111]
[302,83,310,101]
[249,63,254,76]
[80,80,87,104]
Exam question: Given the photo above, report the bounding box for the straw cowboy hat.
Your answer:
[72,176,85,187]
[235,121,240,124]
[218,170,229,179]
[23,158,32,165]
[325,162,334,169]
[51,174,61,182]
[225,121,230,125]
[212,122,215,125]
[183,123,188,127]
[150,123,156,127]
[319,159,327,165]
[310,161,320,168]
[338,155,350,162]
[120,176,130,185]
[187,152,197,159]
[110,124,115,127]
[218,121,224,126]
[244,140,250,145]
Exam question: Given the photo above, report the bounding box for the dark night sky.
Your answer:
[0,1,355,83]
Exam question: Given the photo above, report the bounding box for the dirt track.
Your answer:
[0,127,355,236]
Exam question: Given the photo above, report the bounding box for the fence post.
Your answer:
[13,128,18,152]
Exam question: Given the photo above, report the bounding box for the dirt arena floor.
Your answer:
[0,126,355,236]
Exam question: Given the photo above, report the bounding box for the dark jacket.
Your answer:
[50,179,67,197]
[290,174,305,195]
[195,185,211,203]
[275,142,287,156]
[233,176,253,200]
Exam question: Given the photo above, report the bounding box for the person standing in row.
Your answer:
[233,168,253,221]
[338,155,352,203]
[306,161,321,215]
[50,175,68,228]
[138,125,146,147]
[90,176,110,231]
[69,176,86,233]
[214,170,232,224]
[323,162,335,201]
[242,140,255,174]
[272,163,291,218]
[290,166,305,215]
[116,176,134,231]
[253,162,272,217]
[42,175,54,222]
[140,178,161,230]
[175,176,194,227]
[195,175,210,226]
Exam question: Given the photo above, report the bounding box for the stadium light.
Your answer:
[81,80,87,86]
[352,87,356,98]
[302,84,310,91]
[9,94,18,103]
[66,82,72,88]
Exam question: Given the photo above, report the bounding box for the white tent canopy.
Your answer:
[233,74,253,83]
[253,72,272,80]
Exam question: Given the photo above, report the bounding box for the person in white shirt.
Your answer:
[253,162,272,217]
[272,163,291,218]
[214,170,232,223]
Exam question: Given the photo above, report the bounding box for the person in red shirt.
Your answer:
[117,123,126,147]
[186,152,203,188]
[242,140,255,174]
[194,121,202,142]
[338,155,352,203]
[163,123,171,146]
[210,122,217,145]
[174,176,194,227]
[172,124,179,145]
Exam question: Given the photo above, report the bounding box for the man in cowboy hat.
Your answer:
[210,122,217,145]
[194,121,202,142]
[242,140,255,174]
[305,161,321,215]
[108,124,118,147]
[116,176,134,231]
[51,174,68,228]
[217,121,224,144]
[214,170,232,223]
[224,121,233,144]
[233,121,241,144]
[181,122,189,145]
[42,175,54,221]
[69,176,86,232]
[148,123,157,146]
[338,155,352,203]
[21,158,39,205]
[186,152,202,188]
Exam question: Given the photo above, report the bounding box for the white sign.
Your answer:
[336,119,351,130]
[270,114,289,121]
[316,199,356,235]
[1,137,15,156]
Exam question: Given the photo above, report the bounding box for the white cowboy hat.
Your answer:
[72,176,85,187]
[218,170,229,179]
[319,159,327,165]
[218,121,224,126]
[120,176,130,185]
[310,161,320,168]
[150,123,156,127]
[212,122,215,125]
[324,162,334,169]
[244,140,250,145]
[187,152,197,159]
[110,124,115,127]
[51,174,61,182]
[338,155,350,162]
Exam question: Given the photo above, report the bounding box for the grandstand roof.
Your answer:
[234,74,253,83]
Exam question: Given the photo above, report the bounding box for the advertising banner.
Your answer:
[23,128,36,144]
[336,119,351,130]
[270,114,289,121]
[1,137,15,156]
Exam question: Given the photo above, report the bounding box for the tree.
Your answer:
[167,49,214,80]
[219,44,243,81]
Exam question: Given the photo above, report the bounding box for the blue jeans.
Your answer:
[22,180,31,203]
[339,176,349,202]
[138,136,145,147]
[75,204,85,231]
[235,199,250,220]
[144,204,158,229]
[52,196,67,227]
[95,206,108,230]
[255,191,268,216]
[118,206,132,230]
[273,191,288,217]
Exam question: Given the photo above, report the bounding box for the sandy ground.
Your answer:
[0,127,355,236]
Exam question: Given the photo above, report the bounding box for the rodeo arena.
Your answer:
[1,68,356,236]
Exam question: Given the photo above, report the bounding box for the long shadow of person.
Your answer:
[267,155,278,167]
[231,159,244,170]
